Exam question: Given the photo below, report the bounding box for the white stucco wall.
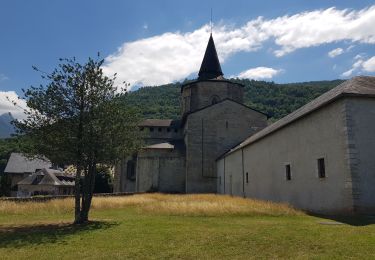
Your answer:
[218,99,354,214]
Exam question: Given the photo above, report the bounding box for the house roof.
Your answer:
[220,76,375,158]
[4,153,51,174]
[18,168,75,186]
[144,142,175,149]
[139,119,181,128]
[198,34,223,80]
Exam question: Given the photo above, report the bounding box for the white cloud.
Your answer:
[0,74,9,81]
[143,23,148,30]
[103,5,375,89]
[341,55,375,77]
[362,56,375,72]
[328,48,344,58]
[237,67,283,80]
[0,91,27,119]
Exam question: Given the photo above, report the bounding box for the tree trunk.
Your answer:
[80,159,96,223]
[74,164,82,224]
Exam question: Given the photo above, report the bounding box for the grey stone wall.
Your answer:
[185,99,267,193]
[181,80,244,115]
[136,148,185,193]
[345,97,375,213]
[217,99,355,214]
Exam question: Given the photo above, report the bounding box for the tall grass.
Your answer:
[0,194,303,217]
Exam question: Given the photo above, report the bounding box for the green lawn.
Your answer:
[1,201,375,259]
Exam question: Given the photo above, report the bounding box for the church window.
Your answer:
[150,127,154,132]
[317,158,326,178]
[211,95,220,105]
[127,160,136,180]
[285,164,291,180]
[246,172,249,183]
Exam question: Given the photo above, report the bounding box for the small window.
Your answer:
[211,95,220,105]
[167,128,171,132]
[127,160,136,180]
[149,127,154,132]
[174,128,178,133]
[158,127,162,132]
[246,172,249,183]
[285,164,291,181]
[317,158,326,178]
[226,121,229,129]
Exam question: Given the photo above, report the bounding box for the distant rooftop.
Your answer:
[4,153,51,174]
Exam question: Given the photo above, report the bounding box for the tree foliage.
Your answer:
[14,56,142,223]
[123,79,344,120]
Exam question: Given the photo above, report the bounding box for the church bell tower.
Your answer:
[181,34,244,116]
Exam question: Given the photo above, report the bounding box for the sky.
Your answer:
[1,0,375,118]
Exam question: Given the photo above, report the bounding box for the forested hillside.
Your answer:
[123,79,344,120]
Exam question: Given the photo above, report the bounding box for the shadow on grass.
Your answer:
[308,213,375,226]
[0,220,119,248]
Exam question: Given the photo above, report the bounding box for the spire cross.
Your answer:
[210,8,213,34]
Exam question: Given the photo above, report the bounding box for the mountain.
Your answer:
[0,113,15,139]
[123,79,345,121]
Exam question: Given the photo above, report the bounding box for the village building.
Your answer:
[17,168,75,197]
[114,33,375,214]
[4,152,52,196]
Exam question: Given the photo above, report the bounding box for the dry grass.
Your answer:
[0,193,303,217]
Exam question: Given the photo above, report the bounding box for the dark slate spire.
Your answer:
[198,34,223,80]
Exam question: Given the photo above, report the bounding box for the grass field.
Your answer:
[1,194,375,259]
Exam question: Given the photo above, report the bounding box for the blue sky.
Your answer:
[1,0,375,117]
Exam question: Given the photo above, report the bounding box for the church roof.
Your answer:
[139,119,181,128]
[198,34,223,80]
[220,76,375,158]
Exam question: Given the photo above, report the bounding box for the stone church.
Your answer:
[114,34,268,193]
[114,33,375,214]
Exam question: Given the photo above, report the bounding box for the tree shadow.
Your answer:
[0,220,119,248]
[308,213,375,226]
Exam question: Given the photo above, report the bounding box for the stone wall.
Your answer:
[181,80,244,115]
[345,97,375,213]
[185,99,267,193]
[217,99,355,214]
[136,147,185,193]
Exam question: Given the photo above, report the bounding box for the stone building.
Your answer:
[114,34,268,193]
[4,153,52,197]
[17,168,75,197]
[217,76,375,214]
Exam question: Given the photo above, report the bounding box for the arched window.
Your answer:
[211,95,220,105]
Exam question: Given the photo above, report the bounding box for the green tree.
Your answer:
[15,55,142,224]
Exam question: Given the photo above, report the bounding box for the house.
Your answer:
[217,76,375,214]
[114,34,268,193]
[4,153,52,196]
[17,168,75,197]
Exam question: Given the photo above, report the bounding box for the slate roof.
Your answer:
[4,153,51,174]
[221,76,375,158]
[144,142,175,149]
[18,168,75,186]
[139,119,181,128]
[198,34,223,80]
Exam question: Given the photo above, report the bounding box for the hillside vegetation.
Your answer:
[123,79,344,120]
